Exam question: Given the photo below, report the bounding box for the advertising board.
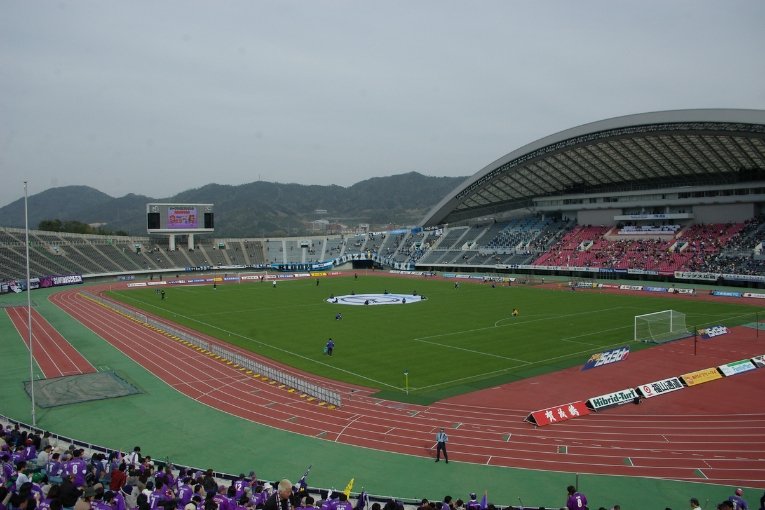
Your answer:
[697,326,729,339]
[586,388,638,410]
[718,359,757,376]
[581,346,630,370]
[680,367,722,386]
[636,377,684,398]
[527,401,590,426]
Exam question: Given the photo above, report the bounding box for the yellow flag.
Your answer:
[343,478,355,497]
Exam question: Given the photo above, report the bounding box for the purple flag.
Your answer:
[295,465,312,492]
[354,491,367,510]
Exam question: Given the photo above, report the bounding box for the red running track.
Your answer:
[49,286,765,489]
[6,306,96,378]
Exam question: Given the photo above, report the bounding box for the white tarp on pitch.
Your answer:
[326,293,423,306]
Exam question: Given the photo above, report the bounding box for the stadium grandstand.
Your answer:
[4,109,765,509]
[416,108,765,282]
[3,109,765,287]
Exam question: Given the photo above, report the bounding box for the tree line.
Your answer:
[38,219,129,237]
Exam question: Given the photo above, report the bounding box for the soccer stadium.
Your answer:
[3,109,765,509]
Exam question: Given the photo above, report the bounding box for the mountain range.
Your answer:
[0,172,466,237]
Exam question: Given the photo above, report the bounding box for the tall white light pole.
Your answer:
[24,181,37,427]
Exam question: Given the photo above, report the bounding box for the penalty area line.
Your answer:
[414,337,531,364]
[560,324,632,346]
[493,306,625,328]
[415,338,636,392]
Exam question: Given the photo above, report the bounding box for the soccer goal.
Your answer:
[634,310,691,343]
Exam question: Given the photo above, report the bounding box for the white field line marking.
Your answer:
[110,297,634,393]
[105,293,399,390]
[413,337,531,364]
[491,306,625,328]
[415,338,638,391]
[560,325,632,346]
[413,307,630,366]
[335,414,362,442]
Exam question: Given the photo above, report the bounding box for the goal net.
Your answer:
[634,310,690,343]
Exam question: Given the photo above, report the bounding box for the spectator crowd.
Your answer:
[3,423,764,510]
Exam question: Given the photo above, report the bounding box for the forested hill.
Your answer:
[0,172,466,237]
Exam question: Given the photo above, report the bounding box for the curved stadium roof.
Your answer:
[422,109,765,227]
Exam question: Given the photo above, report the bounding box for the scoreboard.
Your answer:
[146,203,214,233]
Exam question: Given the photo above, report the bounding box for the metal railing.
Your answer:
[83,292,342,407]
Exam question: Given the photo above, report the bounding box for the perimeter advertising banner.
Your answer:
[636,376,684,398]
[675,271,719,281]
[50,275,84,286]
[711,290,742,298]
[526,401,590,426]
[680,367,722,386]
[13,275,82,291]
[718,359,757,376]
[586,388,638,410]
[697,326,729,339]
[581,346,630,370]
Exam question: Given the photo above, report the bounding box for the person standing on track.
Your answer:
[435,428,448,463]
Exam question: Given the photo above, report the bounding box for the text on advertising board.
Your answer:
[637,376,684,398]
[51,275,83,285]
[718,360,757,376]
[581,346,630,370]
[527,401,590,426]
[698,325,728,339]
[680,367,722,386]
[586,388,638,410]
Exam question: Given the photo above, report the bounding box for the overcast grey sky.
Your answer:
[2,1,764,207]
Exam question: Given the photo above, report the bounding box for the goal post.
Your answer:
[634,310,691,343]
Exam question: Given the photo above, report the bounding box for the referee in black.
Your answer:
[435,427,449,463]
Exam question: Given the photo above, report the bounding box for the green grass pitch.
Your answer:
[107,275,761,404]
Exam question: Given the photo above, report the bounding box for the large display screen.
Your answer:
[168,207,198,229]
[146,203,213,232]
